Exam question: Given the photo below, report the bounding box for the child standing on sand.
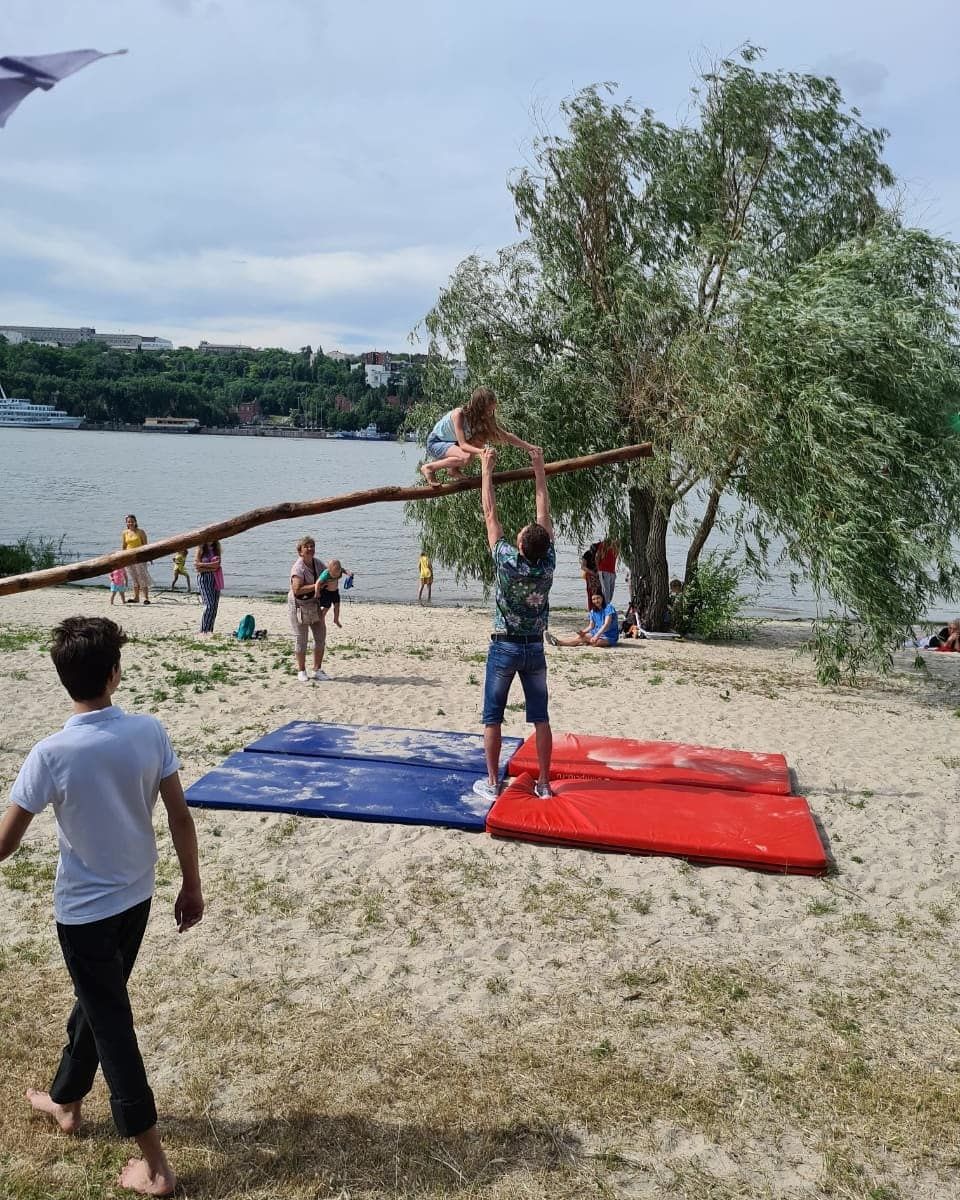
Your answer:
[421,387,541,484]
[418,550,433,603]
[170,550,191,592]
[0,616,203,1198]
[109,567,128,605]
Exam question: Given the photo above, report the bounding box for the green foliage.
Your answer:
[0,535,64,576]
[0,340,424,432]
[410,46,960,680]
[670,553,754,641]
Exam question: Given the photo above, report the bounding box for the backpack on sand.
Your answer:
[235,614,256,641]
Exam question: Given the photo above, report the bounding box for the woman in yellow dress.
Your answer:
[121,514,151,604]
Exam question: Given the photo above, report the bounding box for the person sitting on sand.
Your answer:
[0,616,203,1199]
[548,592,619,648]
[930,619,960,651]
[621,600,641,639]
[908,620,960,650]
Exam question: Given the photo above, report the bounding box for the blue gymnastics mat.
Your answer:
[244,721,522,775]
[185,752,494,830]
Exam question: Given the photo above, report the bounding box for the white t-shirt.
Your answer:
[11,706,180,925]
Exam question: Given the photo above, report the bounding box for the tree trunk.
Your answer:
[626,484,651,610]
[644,502,670,630]
[684,481,723,583]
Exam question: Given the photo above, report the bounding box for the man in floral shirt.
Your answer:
[473,445,555,802]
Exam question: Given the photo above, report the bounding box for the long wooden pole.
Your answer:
[0,443,652,597]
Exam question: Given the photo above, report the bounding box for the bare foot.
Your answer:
[420,464,439,486]
[118,1156,177,1197]
[25,1088,82,1134]
[445,468,464,481]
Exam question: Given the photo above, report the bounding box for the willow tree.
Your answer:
[407,45,960,678]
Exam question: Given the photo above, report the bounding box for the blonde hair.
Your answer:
[296,535,316,554]
[461,387,506,445]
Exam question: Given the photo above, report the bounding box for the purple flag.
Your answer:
[0,48,127,128]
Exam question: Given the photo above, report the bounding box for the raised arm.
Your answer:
[498,429,542,455]
[480,446,504,551]
[530,448,553,541]
[159,772,204,933]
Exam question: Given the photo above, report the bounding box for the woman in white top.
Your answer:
[288,536,328,682]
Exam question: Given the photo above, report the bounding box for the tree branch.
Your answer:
[0,443,654,596]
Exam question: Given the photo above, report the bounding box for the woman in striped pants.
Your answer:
[194,541,223,635]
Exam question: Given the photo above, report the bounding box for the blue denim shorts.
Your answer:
[482,639,549,725]
[426,435,456,461]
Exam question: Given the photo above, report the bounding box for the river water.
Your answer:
[0,428,949,619]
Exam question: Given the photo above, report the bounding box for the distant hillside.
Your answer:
[0,339,423,433]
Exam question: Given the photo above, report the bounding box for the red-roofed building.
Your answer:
[236,400,262,425]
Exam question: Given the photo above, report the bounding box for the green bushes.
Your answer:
[0,535,64,576]
[672,552,755,641]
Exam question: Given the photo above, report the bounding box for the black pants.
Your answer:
[50,898,157,1137]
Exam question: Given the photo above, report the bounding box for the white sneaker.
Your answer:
[472,778,500,803]
[297,670,310,683]
[312,669,330,681]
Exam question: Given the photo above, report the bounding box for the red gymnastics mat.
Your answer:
[486,773,827,875]
[507,731,791,795]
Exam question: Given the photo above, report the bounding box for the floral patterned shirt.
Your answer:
[492,538,555,635]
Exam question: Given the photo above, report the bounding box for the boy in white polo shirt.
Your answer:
[0,616,203,1198]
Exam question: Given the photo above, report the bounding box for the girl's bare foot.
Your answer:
[25,1088,82,1134]
[445,468,464,481]
[118,1156,177,1197]
[420,464,439,486]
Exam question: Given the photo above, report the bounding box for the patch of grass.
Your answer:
[164,662,233,692]
[265,816,300,846]
[648,673,664,685]
[0,628,46,653]
[841,912,883,934]
[1,960,958,1199]
[807,898,838,917]
[0,938,50,972]
[1,848,56,897]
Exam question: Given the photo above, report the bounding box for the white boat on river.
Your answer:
[0,383,83,429]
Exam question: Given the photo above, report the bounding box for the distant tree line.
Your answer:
[0,339,424,434]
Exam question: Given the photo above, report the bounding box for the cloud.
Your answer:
[0,209,460,349]
[815,53,889,98]
[0,211,462,299]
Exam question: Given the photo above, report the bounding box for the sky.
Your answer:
[1,0,958,353]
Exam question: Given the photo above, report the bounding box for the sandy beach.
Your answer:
[1,586,958,1199]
